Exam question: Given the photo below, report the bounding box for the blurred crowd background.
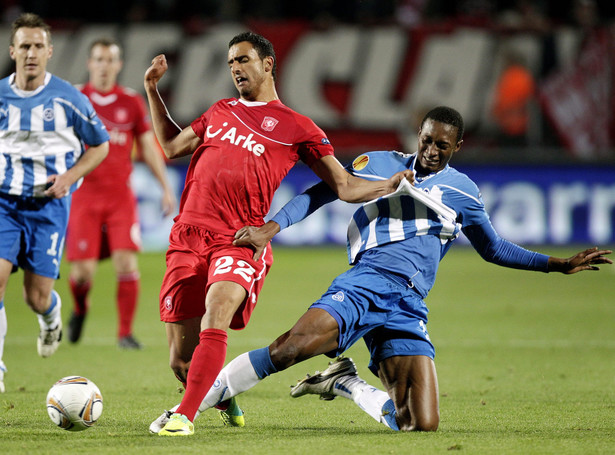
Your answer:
[2,0,612,164]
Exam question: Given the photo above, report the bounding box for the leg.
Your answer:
[172,281,246,421]
[269,308,340,369]
[155,306,339,432]
[197,307,339,410]
[165,317,201,384]
[0,260,11,380]
[22,270,63,357]
[23,270,57,315]
[67,258,97,343]
[111,250,140,347]
[0,259,13,303]
[378,355,439,431]
[0,300,6,392]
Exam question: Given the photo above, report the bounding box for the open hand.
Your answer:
[550,247,612,274]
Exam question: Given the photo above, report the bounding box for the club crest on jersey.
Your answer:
[164,296,173,311]
[352,154,369,171]
[43,108,55,122]
[115,108,129,123]
[332,291,345,302]
[261,116,278,132]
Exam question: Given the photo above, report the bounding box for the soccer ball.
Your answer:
[46,376,103,431]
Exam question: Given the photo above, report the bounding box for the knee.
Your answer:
[396,404,439,432]
[413,414,439,432]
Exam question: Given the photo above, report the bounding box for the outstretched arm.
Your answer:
[234,155,414,260]
[234,181,338,260]
[311,155,413,203]
[464,221,612,273]
[144,54,201,159]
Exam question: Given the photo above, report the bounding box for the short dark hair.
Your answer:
[422,106,465,143]
[89,37,122,59]
[11,12,51,46]
[229,31,277,81]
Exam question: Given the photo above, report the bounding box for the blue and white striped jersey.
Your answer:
[271,150,550,300]
[0,72,109,198]
[346,151,489,297]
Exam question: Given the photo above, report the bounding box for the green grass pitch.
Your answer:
[0,245,613,454]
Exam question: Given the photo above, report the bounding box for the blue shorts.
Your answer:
[0,193,70,279]
[311,262,435,376]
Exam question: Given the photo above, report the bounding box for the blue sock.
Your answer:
[43,291,58,315]
[248,347,277,379]
[38,290,61,329]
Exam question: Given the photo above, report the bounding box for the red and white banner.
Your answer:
[539,31,613,159]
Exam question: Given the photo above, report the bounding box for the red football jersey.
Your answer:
[180,98,334,235]
[79,83,151,193]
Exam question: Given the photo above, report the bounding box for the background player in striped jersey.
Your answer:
[144,31,411,436]
[65,37,176,350]
[150,106,611,432]
[0,13,109,393]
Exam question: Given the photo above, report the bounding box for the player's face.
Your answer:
[88,44,122,91]
[227,41,269,100]
[10,27,52,88]
[415,119,462,175]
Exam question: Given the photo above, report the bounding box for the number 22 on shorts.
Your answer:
[212,256,255,283]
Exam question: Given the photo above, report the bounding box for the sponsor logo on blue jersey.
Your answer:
[332,291,344,302]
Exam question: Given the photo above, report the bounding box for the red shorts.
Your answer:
[159,222,273,330]
[66,188,140,261]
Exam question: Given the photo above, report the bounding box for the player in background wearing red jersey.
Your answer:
[144,31,412,436]
[66,38,176,349]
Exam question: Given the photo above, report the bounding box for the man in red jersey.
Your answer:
[66,38,176,349]
[144,31,411,436]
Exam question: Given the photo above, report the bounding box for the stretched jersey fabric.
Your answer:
[0,73,109,198]
[78,83,150,193]
[272,150,549,299]
[181,98,334,235]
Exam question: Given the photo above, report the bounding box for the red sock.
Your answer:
[117,272,139,338]
[176,328,228,421]
[69,278,91,316]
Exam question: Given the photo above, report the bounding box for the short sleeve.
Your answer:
[295,117,334,167]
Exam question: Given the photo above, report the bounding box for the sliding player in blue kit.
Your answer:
[150,106,611,433]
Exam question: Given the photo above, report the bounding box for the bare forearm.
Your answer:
[311,155,411,203]
[68,142,109,181]
[336,174,397,203]
[144,83,184,157]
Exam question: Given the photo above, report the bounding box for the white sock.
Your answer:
[333,374,369,400]
[335,374,399,430]
[37,290,61,330]
[0,301,6,372]
[198,352,261,412]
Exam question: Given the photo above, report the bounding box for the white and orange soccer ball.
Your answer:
[46,376,103,431]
